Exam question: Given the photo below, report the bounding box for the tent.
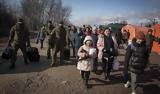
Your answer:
[152,24,160,54]
[121,24,160,54]
[121,24,148,44]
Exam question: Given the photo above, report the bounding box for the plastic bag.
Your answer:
[112,57,120,70]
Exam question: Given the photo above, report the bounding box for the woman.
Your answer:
[103,28,115,80]
[77,36,97,88]
[97,30,105,63]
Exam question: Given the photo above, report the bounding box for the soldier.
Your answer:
[46,21,54,59]
[50,21,68,67]
[8,18,30,70]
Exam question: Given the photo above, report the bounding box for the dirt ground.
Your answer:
[0,37,160,94]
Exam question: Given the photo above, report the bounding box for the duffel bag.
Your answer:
[27,47,40,62]
[1,47,13,60]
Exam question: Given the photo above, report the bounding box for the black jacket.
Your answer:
[124,39,149,74]
[103,35,115,57]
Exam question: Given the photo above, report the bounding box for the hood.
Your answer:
[83,36,93,45]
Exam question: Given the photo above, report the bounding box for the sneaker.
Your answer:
[131,92,137,94]
[124,81,130,88]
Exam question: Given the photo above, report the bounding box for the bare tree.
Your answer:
[20,0,71,30]
[21,0,49,30]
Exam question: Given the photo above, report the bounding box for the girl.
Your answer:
[77,36,97,88]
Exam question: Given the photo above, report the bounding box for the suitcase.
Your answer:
[27,47,40,62]
[63,47,70,60]
[1,47,13,60]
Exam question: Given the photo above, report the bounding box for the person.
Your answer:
[123,32,149,94]
[145,29,155,55]
[103,28,115,80]
[82,25,86,33]
[91,27,98,48]
[50,21,69,67]
[77,36,97,88]
[84,27,92,36]
[46,21,54,59]
[8,18,31,69]
[36,25,47,49]
[91,27,98,72]
[68,25,77,57]
[115,29,123,48]
[97,29,105,63]
[75,27,84,60]
[122,30,129,45]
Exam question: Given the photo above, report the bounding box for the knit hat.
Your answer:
[136,31,145,41]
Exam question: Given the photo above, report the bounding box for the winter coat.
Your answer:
[124,39,149,74]
[69,29,76,41]
[77,36,97,71]
[91,33,98,48]
[37,27,46,41]
[8,23,30,46]
[103,35,115,56]
[145,33,155,48]
[97,35,105,62]
[75,31,84,49]
[49,25,68,48]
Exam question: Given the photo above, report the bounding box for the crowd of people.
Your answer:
[6,17,160,94]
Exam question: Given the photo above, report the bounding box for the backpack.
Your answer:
[1,47,13,60]
[129,43,148,74]
[26,47,40,62]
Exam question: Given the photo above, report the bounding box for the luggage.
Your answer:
[1,47,13,60]
[63,47,70,60]
[26,47,40,62]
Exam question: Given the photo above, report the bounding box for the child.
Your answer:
[77,36,97,88]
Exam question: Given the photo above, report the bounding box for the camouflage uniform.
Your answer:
[50,22,68,66]
[46,23,54,59]
[8,19,30,69]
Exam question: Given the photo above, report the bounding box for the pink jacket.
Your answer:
[97,35,104,62]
